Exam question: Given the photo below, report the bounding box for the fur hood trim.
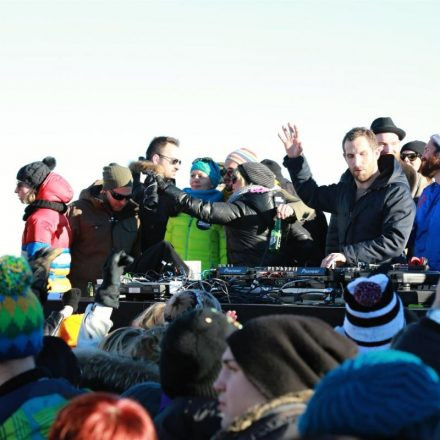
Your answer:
[74,348,159,394]
[129,160,165,176]
[226,389,313,433]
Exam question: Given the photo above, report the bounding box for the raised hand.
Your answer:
[278,122,303,158]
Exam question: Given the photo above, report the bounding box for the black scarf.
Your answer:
[23,199,67,221]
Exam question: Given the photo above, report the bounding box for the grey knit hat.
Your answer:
[16,156,56,190]
[237,162,275,188]
[102,163,133,190]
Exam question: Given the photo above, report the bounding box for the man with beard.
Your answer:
[279,124,415,268]
[413,134,440,270]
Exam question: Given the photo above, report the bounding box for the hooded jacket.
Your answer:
[284,154,415,265]
[67,181,139,295]
[22,172,74,293]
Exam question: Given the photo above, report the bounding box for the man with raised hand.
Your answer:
[279,123,415,268]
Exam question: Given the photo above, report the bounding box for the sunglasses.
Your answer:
[110,190,131,201]
[158,154,182,166]
[400,152,421,162]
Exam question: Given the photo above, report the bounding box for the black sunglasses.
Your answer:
[110,190,131,201]
[400,152,421,162]
[158,154,182,166]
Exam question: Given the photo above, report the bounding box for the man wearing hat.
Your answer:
[279,123,415,268]
[400,140,431,202]
[370,116,422,198]
[68,163,139,295]
[412,134,440,270]
[0,255,83,437]
[212,315,357,439]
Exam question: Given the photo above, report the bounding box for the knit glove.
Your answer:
[28,247,63,304]
[95,250,134,309]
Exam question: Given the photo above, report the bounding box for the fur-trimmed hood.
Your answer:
[129,160,165,176]
[211,390,312,440]
[74,348,159,394]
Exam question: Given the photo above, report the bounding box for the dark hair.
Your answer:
[341,127,378,153]
[146,136,179,160]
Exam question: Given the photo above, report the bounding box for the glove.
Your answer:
[143,172,159,210]
[62,288,82,313]
[95,250,134,309]
[28,247,63,304]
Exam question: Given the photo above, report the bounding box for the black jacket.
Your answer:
[155,396,221,440]
[130,160,179,251]
[284,154,416,265]
[162,185,315,266]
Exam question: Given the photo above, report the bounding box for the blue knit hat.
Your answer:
[298,349,440,438]
[191,158,221,188]
[0,255,44,361]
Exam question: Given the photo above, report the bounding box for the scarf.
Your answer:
[183,187,223,202]
[23,199,67,221]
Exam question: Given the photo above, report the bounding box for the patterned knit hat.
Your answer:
[16,156,56,190]
[237,162,275,188]
[298,350,440,438]
[225,148,258,166]
[342,273,405,352]
[102,163,133,190]
[0,255,44,361]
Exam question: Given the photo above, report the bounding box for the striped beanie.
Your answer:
[225,148,258,166]
[0,255,44,361]
[342,273,405,352]
[298,349,440,438]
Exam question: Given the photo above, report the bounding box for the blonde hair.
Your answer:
[232,169,247,187]
[132,302,166,330]
[23,189,37,204]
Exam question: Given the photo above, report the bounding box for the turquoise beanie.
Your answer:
[191,159,221,188]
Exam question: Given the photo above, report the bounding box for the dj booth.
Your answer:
[45,264,436,328]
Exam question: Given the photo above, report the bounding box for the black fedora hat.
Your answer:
[370,117,406,141]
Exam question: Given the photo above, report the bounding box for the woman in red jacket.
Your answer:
[16,156,74,295]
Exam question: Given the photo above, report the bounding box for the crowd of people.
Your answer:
[2,116,440,438]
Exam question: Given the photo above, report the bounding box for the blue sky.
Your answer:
[1,0,439,255]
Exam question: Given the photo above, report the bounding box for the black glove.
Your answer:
[62,288,82,313]
[95,251,134,309]
[143,172,159,210]
[155,174,168,191]
[28,247,63,304]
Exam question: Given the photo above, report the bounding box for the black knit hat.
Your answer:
[237,162,275,188]
[227,315,358,399]
[16,156,56,190]
[370,117,406,141]
[160,308,239,399]
[400,140,426,156]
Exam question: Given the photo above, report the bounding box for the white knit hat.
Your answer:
[342,274,405,352]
